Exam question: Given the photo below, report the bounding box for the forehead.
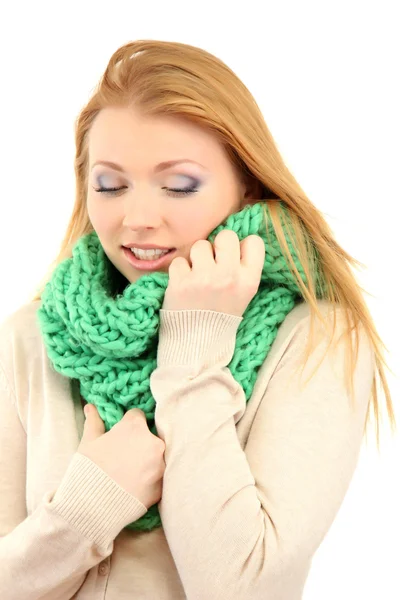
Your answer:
[88,107,225,166]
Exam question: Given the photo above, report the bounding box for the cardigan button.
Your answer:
[98,561,109,576]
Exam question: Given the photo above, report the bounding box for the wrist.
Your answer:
[157,309,242,370]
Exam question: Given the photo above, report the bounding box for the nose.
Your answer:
[122,193,162,231]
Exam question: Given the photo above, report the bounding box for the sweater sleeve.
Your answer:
[150,307,374,600]
[0,361,148,600]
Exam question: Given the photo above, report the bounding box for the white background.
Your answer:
[0,1,399,597]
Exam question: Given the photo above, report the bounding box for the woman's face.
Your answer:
[86,106,252,283]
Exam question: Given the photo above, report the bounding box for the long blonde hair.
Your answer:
[31,39,396,447]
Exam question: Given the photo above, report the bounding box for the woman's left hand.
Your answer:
[162,230,265,317]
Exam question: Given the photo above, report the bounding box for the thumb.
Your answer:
[82,404,105,442]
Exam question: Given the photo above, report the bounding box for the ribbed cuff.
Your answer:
[157,309,243,369]
[51,452,148,548]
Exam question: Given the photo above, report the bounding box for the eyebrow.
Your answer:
[90,159,206,173]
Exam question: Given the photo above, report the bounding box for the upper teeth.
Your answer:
[130,247,170,259]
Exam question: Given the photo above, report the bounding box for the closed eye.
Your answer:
[93,186,127,195]
[92,185,199,198]
[162,185,199,197]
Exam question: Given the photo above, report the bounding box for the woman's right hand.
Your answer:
[77,404,166,509]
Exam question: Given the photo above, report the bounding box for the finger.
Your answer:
[168,256,191,278]
[119,408,151,431]
[82,404,105,441]
[123,408,148,425]
[214,230,241,273]
[240,235,265,275]
[189,239,215,271]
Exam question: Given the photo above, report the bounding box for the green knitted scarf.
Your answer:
[37,201,323,533]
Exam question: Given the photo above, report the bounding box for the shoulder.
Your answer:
[276,298,343,334]
[264,299,337,363]
[0,299,43,352]
[274,298,370,350]
[0,300,76,427]
[0,300,44,390]
[256,299,374,387]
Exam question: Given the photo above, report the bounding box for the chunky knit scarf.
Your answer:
[37,201,323,532]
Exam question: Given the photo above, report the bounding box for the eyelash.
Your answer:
[92,185,199,198]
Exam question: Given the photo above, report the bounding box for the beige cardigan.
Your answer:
[0,298,374,599]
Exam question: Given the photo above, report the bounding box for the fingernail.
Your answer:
[84,404,90,416]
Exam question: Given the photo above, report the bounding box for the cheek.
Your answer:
[87,198,117,236]
[177,198,233,238]
[173,206,212,239]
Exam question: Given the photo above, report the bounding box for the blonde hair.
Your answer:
[31,39,396,448]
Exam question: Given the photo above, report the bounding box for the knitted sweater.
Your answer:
[0,298,374,600]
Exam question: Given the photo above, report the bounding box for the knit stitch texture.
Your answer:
[37,201,323,531]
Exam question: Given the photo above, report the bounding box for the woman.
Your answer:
[0,39,395,599]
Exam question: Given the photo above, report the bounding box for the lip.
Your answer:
[123,243,173,250]
[122,246,176,271]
